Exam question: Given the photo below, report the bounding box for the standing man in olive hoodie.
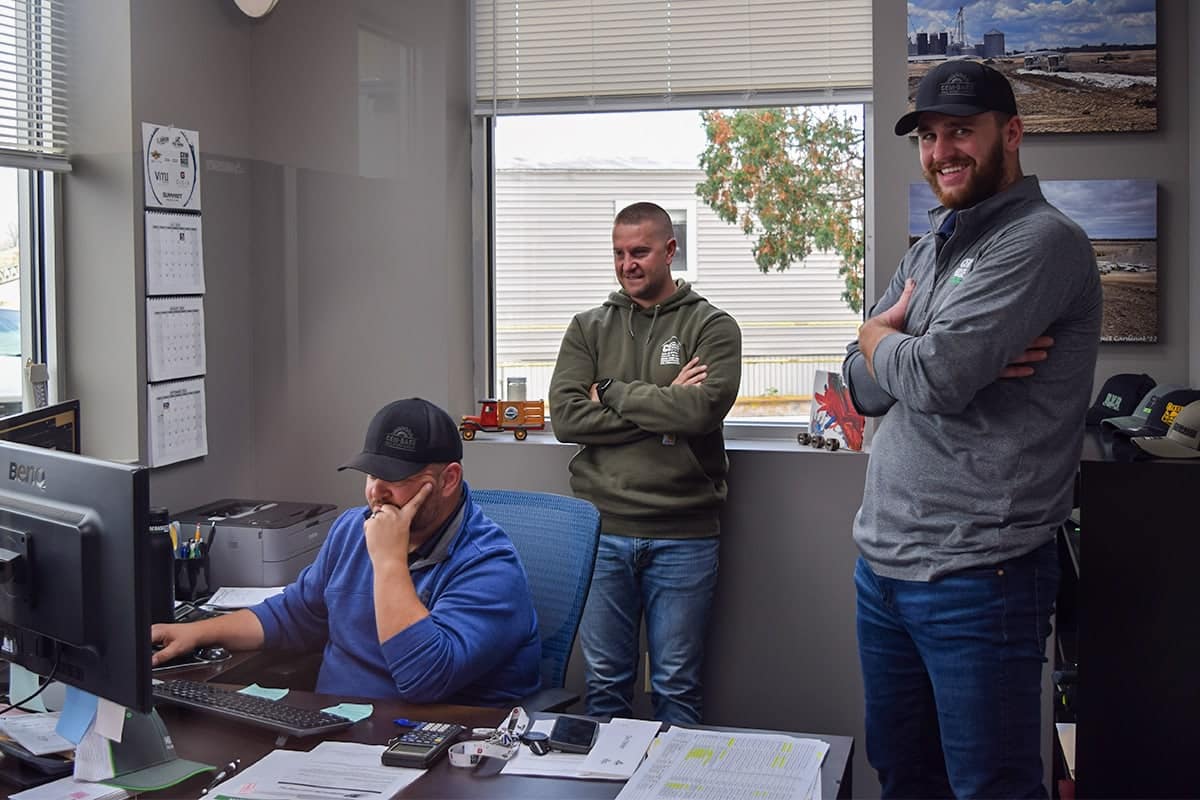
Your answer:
[549,202,742,725]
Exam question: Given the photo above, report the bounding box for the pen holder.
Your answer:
[173,543,213,603]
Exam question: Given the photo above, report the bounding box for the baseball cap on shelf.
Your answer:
[1085,372,1156,426]
[338,397,463,482]
[1113,388,1200,439]
[1132,400,1200,459]
[895,60,1019,135]
[1101,384,1182,434]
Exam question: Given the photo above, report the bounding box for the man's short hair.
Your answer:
[614,202,674,241]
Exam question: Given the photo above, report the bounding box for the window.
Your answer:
[0,0,70,415]
[490,108,864,424]
[474,0,872,430]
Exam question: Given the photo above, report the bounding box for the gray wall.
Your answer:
[60,1,1195,796]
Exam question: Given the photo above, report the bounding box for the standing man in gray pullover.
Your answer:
[843,61,1101,798]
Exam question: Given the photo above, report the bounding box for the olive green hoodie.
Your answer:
[549,281,742,538]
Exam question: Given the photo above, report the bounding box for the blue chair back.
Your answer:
[472,489,600,690]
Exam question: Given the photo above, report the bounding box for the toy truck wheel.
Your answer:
[514,429,528,441]
[811,435,826,449]
[461,428,476,441]
[796,432,811,446]
[825,439,840,452]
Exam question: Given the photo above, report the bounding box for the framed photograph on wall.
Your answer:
[909,179,1158,343]
[904,1,1157,134]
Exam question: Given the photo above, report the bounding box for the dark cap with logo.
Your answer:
[338,398,463,482]
[1085,372,1156,426]
[895,60,1019,135]
[1113,388,1200,439]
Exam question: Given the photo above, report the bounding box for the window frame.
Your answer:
[472,96,875,441]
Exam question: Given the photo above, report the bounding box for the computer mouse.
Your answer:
[196,646,230,661]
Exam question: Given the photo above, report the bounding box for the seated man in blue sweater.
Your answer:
[151,397,542,706]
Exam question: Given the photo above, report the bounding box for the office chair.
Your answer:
[472,488,601,713]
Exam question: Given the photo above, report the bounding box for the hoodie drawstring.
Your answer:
[625,301,662,345]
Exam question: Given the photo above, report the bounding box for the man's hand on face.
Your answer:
[671,356,707,387]
[364,482,434,567]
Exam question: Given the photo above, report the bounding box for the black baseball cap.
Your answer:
[1085,372,1156,426]
[1114,388,1200,439]
[338,398,463,481]
[895,60,1019,135]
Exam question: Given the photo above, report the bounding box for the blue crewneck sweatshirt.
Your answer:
[251,482,542,705]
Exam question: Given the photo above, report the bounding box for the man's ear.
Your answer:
[1004,113,1024,152]
[441,462,464,497]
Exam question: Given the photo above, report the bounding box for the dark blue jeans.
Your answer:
[855,542,1058,799]
[580,534,719,725]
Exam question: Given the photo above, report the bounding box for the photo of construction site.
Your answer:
[906,1,1157,134]
[909,178,1158,343]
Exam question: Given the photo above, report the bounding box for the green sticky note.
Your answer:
[322,702,374,722]
[238,684,290,701]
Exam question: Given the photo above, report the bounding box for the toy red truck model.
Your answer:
[460,399,546,441]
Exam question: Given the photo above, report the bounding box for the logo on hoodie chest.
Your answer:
[660,336,682,366]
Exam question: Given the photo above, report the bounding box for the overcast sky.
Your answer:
[907,0,1156,51]
[908,179,1157,239]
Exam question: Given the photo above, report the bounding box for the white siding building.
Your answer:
[494,166,863,417]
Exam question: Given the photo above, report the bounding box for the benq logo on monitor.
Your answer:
[8,462,47,490]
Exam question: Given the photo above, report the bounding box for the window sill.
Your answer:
[459,429,867,455]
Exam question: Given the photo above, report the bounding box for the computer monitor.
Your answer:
[0,439,152,712]
[0,399,81,454]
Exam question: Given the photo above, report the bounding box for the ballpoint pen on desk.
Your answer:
[200,758,240,796]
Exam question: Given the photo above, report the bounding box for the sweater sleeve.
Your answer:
[249,511,352,652]
[378,546,537,704]
[843,268,906,417]
[549,315,656,445]
[601,313,742,436]
[873,216,1093,415]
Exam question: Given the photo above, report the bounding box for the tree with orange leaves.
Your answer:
[696,107,864,313]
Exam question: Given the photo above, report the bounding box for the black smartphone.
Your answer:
[548,716,599,754]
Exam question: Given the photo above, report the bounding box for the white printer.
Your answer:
[175,499,338,588]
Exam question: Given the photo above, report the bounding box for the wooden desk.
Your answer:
[153,657,854,799]
[0,656,851,797]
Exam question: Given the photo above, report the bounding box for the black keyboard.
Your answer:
[152,679,355,738]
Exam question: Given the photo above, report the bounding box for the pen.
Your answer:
[201,758,240,795]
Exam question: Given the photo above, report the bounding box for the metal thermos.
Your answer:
[147,506,176,624]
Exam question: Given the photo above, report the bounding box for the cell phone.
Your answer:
[381,722,466,769]
[548,715,599,754]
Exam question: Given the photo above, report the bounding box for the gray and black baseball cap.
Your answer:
[339,397,463,482]
[1101,384,1182,434]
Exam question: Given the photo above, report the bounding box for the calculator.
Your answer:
[381,721,467,769]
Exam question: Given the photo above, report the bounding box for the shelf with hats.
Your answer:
[1051,453,1200,798]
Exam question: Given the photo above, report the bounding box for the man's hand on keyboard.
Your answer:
[151,622,203,666]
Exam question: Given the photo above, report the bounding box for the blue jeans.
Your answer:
[579,534,719,725]
[855,542,1058,799]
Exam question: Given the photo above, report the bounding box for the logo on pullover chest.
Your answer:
[949,258,975,286]
[660,336,682,366]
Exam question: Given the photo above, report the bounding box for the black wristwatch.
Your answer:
[596,378,614,404]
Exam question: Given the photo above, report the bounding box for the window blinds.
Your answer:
[474,0,872,113]
[0,0,68,171]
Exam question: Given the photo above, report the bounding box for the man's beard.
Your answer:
[924,137,1006,210]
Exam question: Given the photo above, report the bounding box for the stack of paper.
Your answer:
[11,776,128,800]
[204,740,422,799]
[205,586,285,609]
[503,717,661,780]
[0,712,74,756]
[615,727,829,800]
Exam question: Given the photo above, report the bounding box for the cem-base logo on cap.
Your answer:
[1133,399,1200,459]
[385,426,417,453]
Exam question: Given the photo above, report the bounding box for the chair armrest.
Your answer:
[519,687,581,713]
